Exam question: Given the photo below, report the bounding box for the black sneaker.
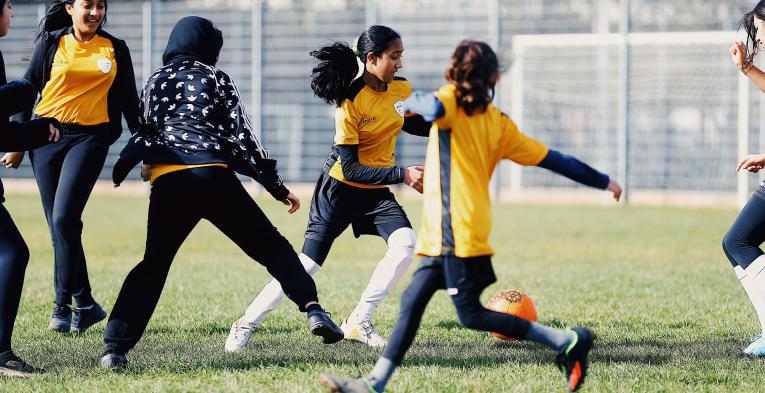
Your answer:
[318,372,378,393]
[555,327,595,392]
[307,307,344,344]
[71,303,107,334]
[0,351,42,377]
[99,350,128,369]
[48,304,72,332]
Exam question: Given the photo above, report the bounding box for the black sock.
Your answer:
[306,304,323,313]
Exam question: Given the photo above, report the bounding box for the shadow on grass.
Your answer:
[26,327,759,375]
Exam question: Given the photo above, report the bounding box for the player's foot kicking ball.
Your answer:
[0,351,42,377]
[319,372,378,393]
[556,327,595,392]
[341,318,386,348]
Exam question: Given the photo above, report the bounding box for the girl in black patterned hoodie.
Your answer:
[100,16,343,369]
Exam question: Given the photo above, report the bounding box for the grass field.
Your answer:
[0,191,761,392]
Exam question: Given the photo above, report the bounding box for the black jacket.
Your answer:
[0,50,60,202]
[12,26,140,143]
[112,16,289,200]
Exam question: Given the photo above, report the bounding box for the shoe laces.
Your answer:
[358,321,380,338]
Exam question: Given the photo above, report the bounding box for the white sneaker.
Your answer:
[340,318,387,348]
[224,320,253,353]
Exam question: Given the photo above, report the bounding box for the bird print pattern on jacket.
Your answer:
[123,59,286,198]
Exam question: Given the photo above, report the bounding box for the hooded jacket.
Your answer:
[112,16,289,200]
[0,50,61,202]
[12,26,140,144]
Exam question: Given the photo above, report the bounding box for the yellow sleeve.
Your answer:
[433,84,458,130]
[500,113,549,166]
[334,99,361,145]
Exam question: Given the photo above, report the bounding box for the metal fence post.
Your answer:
[617,0,630,204]
[489,0,501,199]
[739,67,751,210]
[142,0,154,82]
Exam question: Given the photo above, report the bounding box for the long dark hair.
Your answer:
[310,25,400,106]
[739,0,765,72]
[445,40,499,116]
[37,0,108,42]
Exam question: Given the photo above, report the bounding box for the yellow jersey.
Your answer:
[328,77,411,189]
[35,33,116,125]
[416,84,549,258]
[148,163,228,184]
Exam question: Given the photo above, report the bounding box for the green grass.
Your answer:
[0,192,762,392]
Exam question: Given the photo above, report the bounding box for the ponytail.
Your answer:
[310,25,401,107]
[309,42,359,107]
[446,40,499,116]
[37,0,108,42]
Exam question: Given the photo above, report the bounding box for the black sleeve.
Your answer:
[336,144,405,185]
[537,149,610,189]
[117,41,141,133]
[12,35,48,123]
[0,79,36,119]
[219,70,290,200]
[0,118,60,152]
[401,114,431,137]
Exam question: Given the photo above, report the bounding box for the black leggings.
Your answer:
[29,124,110,306]
[0,204,29,353]
[103,167,319,353]
[723,189,765,269]
[382,256,531,365]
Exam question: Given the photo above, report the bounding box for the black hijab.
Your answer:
[162,16,223,66]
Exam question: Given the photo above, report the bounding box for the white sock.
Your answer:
[741,256,765,334]
[238,253,320,328]
[349,227,415,323]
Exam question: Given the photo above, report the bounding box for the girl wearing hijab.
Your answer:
[0,0,62,376]
[100,16,343,369]
[2,0,141,334]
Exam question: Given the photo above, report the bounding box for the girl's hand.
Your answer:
[0,152,24,169]
[404,165,424,193]
[730,41,748,71]
[48,122,61,142]
[738,153,765,173]
[140,163,151,181]
[607,180,622,202]
[281,192,300,214]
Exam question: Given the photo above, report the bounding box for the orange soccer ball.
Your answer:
[485,289,538,341]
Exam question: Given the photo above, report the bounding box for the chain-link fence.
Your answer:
[0,0,759,205]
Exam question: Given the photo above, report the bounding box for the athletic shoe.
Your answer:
[341,318,387,348]
[307,308,344,344]
[746,335,765,357]
[99,351,128,369]
[744,334,763,355]
[71,303,107,334]
[556,327,595,392]
[48,304,72,332]
[224,320,253,353]
[318,372,378,393]
[0,351,42,377]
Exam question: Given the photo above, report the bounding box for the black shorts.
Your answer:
[304,172,412,242]
[417,255,497,300]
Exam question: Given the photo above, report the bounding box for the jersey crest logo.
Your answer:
[97,58,112,74]
[394,100,406,118]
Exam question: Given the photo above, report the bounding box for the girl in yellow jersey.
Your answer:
[319,41,622,393]
[226,25,429,351]
[0,0,140,334]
